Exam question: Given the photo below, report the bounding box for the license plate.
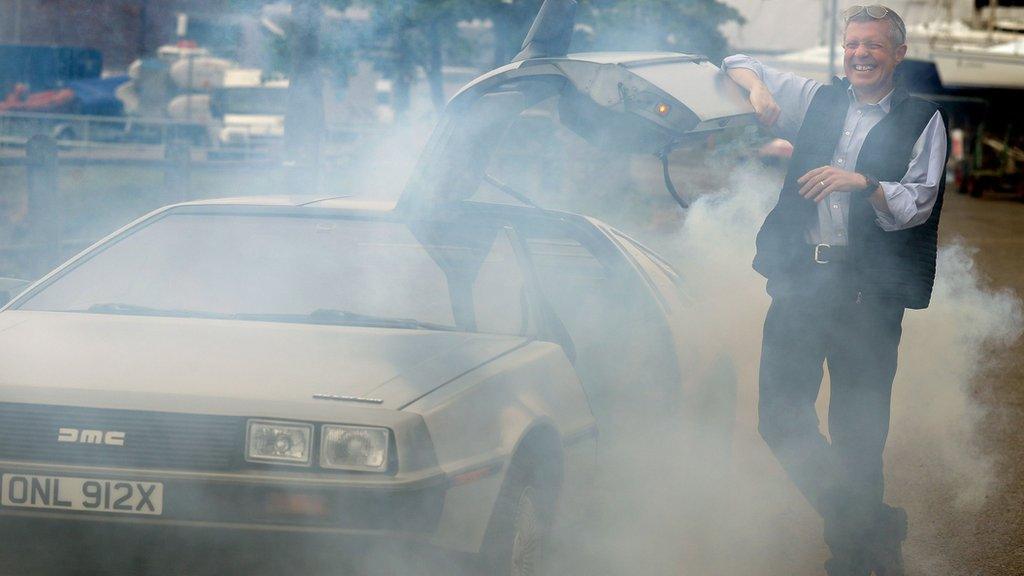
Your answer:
[1,473,163,515]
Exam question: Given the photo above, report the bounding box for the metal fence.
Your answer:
[0,111,210,152]
[0,110,385,158]
[0,132,375,282]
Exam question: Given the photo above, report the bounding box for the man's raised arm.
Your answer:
[725,65,781,128]
[722,54,822,142]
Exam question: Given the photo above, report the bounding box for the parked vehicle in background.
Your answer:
[209,69,288,148]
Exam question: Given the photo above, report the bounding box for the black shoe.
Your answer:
[825,555,871,576]
[820,490,878,576]
[823,519,871,576]
[868,505,907,576]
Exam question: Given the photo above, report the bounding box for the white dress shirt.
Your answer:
[722,54,947,246]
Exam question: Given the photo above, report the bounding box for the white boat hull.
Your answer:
[933,50,1024,89]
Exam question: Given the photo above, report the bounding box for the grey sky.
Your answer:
[720,0,976,52]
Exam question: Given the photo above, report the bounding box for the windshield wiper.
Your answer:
[79,304,457,331]
[83,303,232,320]
[307,309,457,331]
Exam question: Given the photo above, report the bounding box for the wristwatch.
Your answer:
[859,173,880,198]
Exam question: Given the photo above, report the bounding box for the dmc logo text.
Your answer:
[57,428,126,446]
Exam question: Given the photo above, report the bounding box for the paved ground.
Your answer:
[600,172,1024,576]
[718,187,1024,576]
[927,190,1024,575]
[725,187,1024,576]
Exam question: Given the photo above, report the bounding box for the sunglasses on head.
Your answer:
[842,5,906,40]
[842,4,891,19]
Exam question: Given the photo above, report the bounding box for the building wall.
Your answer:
[0,0,232,70]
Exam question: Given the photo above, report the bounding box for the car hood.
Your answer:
[0,311,527,413]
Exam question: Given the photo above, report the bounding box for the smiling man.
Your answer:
[722,5,947,576]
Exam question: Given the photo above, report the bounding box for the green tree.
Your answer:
[464,0,544,68]
[358,0,744,117]
[284,0,325,190]
[359,0,464,116]
[576,0,744,61]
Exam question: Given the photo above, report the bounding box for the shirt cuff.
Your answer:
[721,54,760,73]
[872,182,903,231]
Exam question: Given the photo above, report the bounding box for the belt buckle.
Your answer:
[814,243,830,264]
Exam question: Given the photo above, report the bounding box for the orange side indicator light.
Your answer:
[266,492,329,517]
[656,103,671,116]
[450,462,503,487]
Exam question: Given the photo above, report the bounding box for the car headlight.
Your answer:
[319,425,390,472]
[246,419,313,466]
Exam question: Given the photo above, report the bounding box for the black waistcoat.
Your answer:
[752,78,947,310]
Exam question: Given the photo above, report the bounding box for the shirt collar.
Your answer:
[847,84,895,113]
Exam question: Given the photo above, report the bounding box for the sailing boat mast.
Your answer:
[828,0,838,78]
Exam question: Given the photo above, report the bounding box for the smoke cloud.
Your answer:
[538,153,1023,576]
[305,112,1022,575]
[4,37,1020,576]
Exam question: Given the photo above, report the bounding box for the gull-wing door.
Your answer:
[396,0,754,213]
[395,51,755,214]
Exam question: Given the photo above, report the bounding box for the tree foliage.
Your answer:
[355,0,466,115]
[463,0,545,67]
[575,0,745,61]
[353,0,744,115]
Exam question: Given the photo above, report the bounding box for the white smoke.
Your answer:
[346,118,438,202]
[619,159,1024,575]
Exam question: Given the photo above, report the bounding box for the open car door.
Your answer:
[396,46,756,214]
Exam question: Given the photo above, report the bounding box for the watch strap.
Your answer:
[859,173,880,199]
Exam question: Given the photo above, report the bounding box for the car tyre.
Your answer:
[509,485,543,575]
[477,457,552,576]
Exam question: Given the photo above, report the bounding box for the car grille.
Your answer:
[0,402,245,471]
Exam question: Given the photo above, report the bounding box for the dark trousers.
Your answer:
[758,289,904,554]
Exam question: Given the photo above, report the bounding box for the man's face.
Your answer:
[843,20,906,96]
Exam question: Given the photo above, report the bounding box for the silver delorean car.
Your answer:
[0,1,752,573]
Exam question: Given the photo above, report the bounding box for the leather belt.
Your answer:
[812,243,848,264]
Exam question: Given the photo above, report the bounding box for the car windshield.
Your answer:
[17,211,531,335]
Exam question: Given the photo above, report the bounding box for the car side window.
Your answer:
[520,229,621,344]
[471,228,532,336]
[518,220,682,426]
[610,231,691,313]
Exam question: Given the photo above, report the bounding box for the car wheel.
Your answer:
[509,485,543,575]
[478,457,553,576]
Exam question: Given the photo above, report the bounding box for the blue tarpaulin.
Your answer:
[0,45,102,94]
[66,75,129,116]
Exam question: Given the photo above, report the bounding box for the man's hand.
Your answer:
[725,67,781,128]
[797,166,870,202]
[749,84,781,127]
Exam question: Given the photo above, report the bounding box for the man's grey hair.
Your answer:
[844,7,907,48]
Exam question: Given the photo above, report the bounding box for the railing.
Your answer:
[0,110,210,152]
[0,131,382,282]
[0,110,386,158]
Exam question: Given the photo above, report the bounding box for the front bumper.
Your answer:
[0,460,447,537]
